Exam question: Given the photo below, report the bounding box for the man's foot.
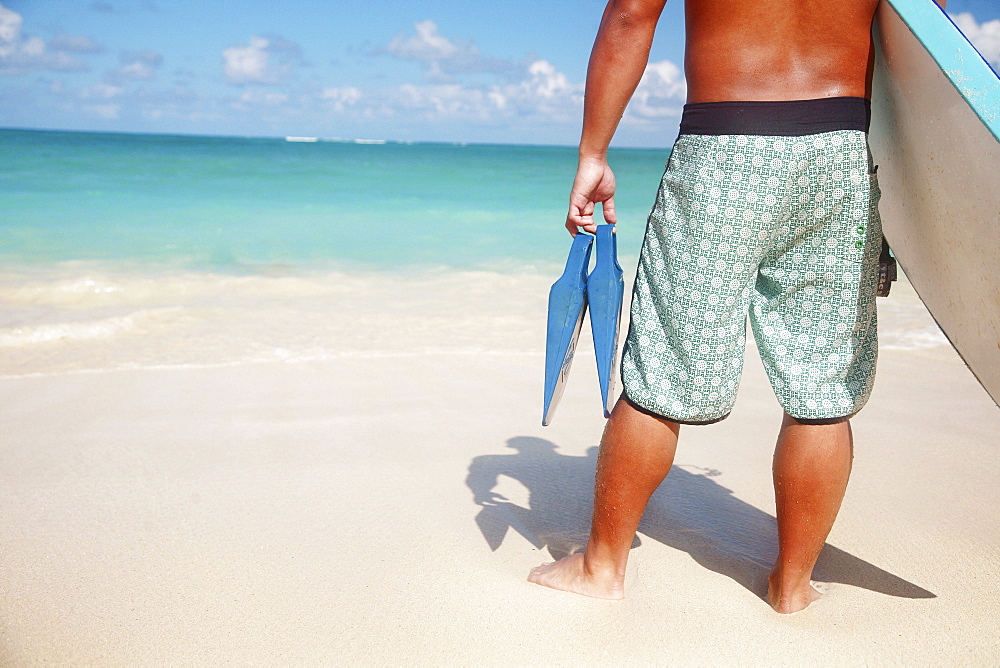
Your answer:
[766,571,826,613]
[528,553,624,600]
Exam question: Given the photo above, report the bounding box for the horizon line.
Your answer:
[0,125,675,152]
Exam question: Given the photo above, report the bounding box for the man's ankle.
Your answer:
[582,544,627,580]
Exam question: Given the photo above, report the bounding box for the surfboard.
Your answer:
[543,233,593,426]
[869,0,1000,407]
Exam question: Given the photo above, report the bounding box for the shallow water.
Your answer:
[0,264,945,378]
[0,129,946,377]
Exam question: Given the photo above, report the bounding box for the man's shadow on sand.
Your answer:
[467,436,934,601]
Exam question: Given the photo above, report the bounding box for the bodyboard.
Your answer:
[869,0,1000,406]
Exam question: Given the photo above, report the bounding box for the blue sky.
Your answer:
[1,0,998,147]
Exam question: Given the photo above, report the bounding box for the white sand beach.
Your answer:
[2,271,999,664]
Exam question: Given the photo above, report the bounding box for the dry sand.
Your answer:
[2,278,999,664]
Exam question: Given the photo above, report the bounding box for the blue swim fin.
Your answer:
[542,233,593,426]
[588,224,625,418]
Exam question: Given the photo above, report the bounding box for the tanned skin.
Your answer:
[529,0,880,613]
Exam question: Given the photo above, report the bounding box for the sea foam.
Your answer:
[0,264,946,378]
[0,312,145,347]
[0,266,552,377]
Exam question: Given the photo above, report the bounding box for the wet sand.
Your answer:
[2,282,999,663]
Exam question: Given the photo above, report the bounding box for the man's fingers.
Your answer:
[566,198,597,235]
[565,161,616,235]
[566,210,597,235]
[601,196,617,225]
[566,198,613,234]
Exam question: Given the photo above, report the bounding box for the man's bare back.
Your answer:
[685,0,880,102]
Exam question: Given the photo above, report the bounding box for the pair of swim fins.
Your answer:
[542,224,624,426]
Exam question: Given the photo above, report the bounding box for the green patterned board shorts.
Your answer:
[621,129,882,423]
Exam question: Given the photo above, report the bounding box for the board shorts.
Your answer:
[620,97,882,424]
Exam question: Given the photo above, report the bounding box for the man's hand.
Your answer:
[564,0,666,236]
[565,156,617,236]
[473,491,507,507]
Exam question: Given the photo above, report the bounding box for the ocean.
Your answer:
[0,128,670,271]
[0,128,945,377]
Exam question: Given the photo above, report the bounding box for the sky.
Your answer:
[1,0,998,147]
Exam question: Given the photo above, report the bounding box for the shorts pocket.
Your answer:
[847,172,881,258]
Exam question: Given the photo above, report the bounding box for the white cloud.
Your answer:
[374,22,680,130]
[388,20,457,61]
[350,54,688,140]
[491,59,583,118]
[627,60,686,120]
[303,56,588,129]
[222,35,300,85]
[223,36,270,84]
[364,20,595,126]
[951,12,1000,67]
[520,60,575,100]
[49,35,104,54]
[114,50,163,81]
[120,60,154,80]
[243,89,287,105]
[336,58,578,127]
[233,88,289,110]
[395,82,504,119]
[0,3,88,73]
[321,86,362,112]
[385,20,511,80]
[82,82,124,99]
[0,3,22,56]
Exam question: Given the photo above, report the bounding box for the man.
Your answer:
[529,0,884,613]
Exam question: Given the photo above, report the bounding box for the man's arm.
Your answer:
[566,0,669,235]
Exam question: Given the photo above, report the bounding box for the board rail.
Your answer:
[884,0,1000,140]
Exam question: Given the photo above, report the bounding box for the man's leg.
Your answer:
[767,413,854,613]
[528,396,680,599]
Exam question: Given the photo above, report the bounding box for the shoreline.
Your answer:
[0,264,952,377]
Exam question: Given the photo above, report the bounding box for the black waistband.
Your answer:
[678,97,871,136]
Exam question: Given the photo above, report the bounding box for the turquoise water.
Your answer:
[0,128,669,273]
[0,128,944,377]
